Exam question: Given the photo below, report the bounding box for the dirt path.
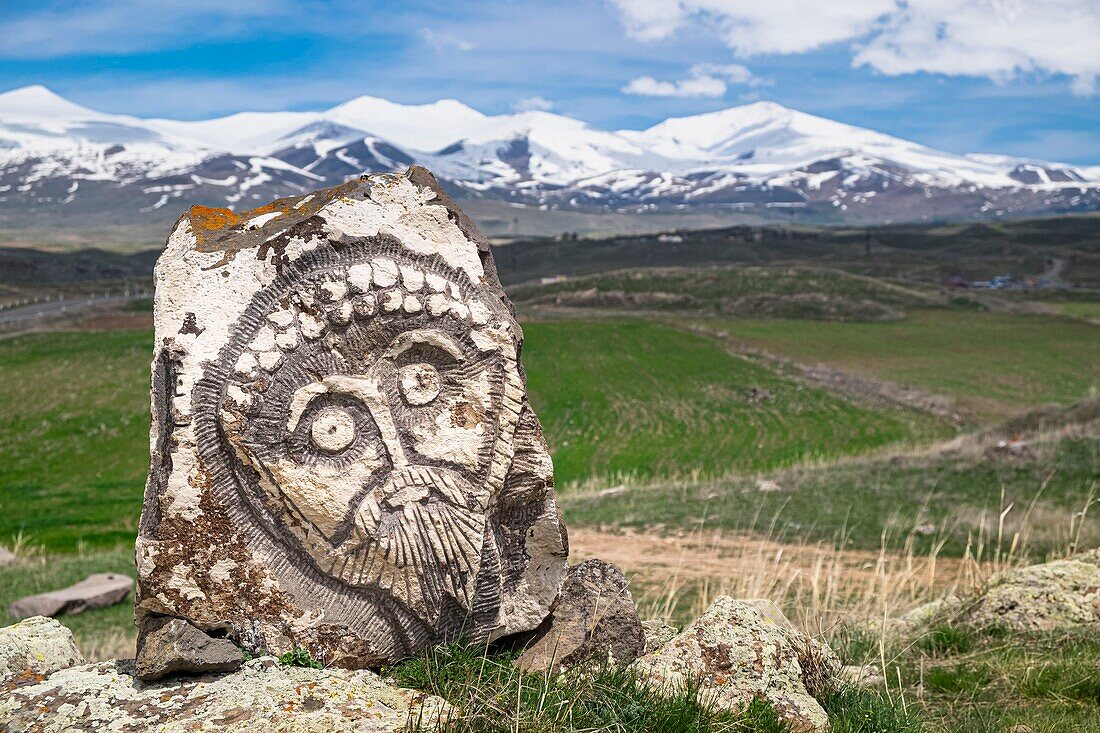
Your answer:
[568,525,982,628]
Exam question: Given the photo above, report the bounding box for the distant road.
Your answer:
[0,293,146,326]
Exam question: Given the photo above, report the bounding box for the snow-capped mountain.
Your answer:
[1,85,1097,232]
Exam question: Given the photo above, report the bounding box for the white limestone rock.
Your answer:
[0,616,85,684]
[0,656,448,732]
[632,597,840,732]
[136,167,568,673]
[962,549,1100,632]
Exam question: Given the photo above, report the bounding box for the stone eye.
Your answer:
[309,407,356,453]
[399,363,442,406]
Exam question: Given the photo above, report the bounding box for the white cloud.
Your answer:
[611,0,1100,95]
[610,0,890,54]
[417,28,476,53]
[691,63,756,85]
[622,62,758,97]
[1070,75,1096,97]
[513,95,556,111]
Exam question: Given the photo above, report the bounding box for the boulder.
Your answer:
[0,616,85,684]
[8,573,132,620]
[962,549,1100,632]
[135,167,568,669]
[0,656,449,732]
[517,559,645,673]
[631,597,840,732]
[0,546,16,567]
[135,617,244,681]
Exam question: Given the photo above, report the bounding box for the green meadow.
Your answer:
[709,310,1100,421]
[0,320,951,550]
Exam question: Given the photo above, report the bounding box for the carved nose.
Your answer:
[318,373,408,468]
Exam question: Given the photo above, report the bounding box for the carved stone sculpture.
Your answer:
[135,168,568,672]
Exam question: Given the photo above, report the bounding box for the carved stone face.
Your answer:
[216,242,523,624]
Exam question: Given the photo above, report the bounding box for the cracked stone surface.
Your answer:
[516,559,645,673]
[0,656,449,732]
[631,597,839,732]
[136,167,568,669]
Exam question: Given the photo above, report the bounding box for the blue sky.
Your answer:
[1,0,1098,163]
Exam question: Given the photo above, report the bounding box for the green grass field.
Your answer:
[0,321,949,550]
[1049,300,1100,319]
[1,284,1097,731]
[709,311,1100,421]
[510,266,951,321]
[0,330,150,552]
[524,320,949,485]
[840,623,1100,732]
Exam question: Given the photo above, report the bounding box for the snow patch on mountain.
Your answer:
[0,85,1097,229]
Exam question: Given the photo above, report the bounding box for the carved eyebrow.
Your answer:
[286,382,329,433]
[386,329,464,361]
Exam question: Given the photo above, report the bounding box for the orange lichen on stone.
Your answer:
[183,180,363,261]
[188,205,246,234]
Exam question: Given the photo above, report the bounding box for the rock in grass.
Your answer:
[641,619,679,654]
[840,664,885,689]
[135,617,243,681]
[0,616,85,684]
[136,167,568,669]
[0,656,449,732]
[632,597,840,732]
[0,546,16,567]
[517,559,645,673]
[7,573,131,620]
[962,549,1100,632]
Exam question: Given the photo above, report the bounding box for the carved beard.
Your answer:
[345,465,485,619]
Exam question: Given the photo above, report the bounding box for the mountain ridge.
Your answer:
[1,85,1097,233]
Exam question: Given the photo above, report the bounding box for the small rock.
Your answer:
[862,594,964,640]
[8,573,132,620]
[840,664,884,689]
[0,656,449,732]
[745,387,774,404]
[962,549,1100,632]
[0,546,16,567]
[914,522,937,536]
[756,480,783,493]
[899,595,963,627]
[597,485,628,498]
[517,559,645,673]
[632,597,839,732]
[641,619,679,654]
[0,616,85,684]
[135,617,244,681]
